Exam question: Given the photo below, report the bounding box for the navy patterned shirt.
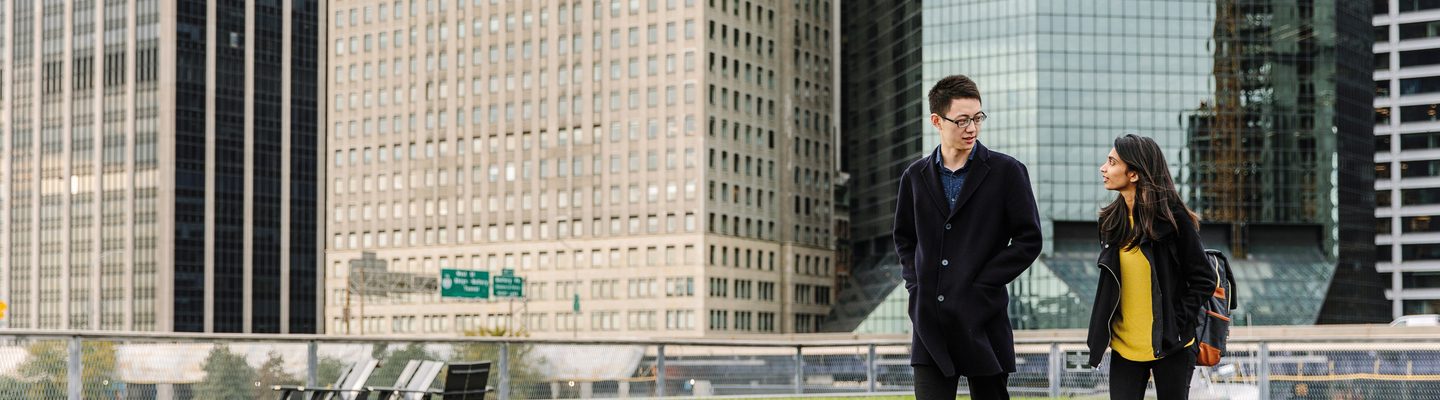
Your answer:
[933,145,974,212]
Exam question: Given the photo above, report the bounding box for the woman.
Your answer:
[1086,134,1215,400]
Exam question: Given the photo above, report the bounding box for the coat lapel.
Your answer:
[919,154,952,217]
[946,144,991,221]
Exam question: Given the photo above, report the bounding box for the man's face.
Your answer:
[931,98,983,152]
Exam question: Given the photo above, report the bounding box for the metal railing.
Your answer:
[0,327,1438,399]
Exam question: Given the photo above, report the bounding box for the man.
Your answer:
[894,75,1043,400]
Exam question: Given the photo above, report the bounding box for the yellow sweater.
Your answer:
[1110,238,1158,362]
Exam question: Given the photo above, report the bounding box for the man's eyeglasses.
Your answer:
[939,112,987,128]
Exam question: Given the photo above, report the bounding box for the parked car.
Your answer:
[1390,314,1440,327]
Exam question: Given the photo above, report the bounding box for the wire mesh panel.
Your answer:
[651,345,798,397]
[1194,343,1264,399]
[1253,343,1440,400]
[1051,344,1107,397]
[456,341,545,400]
[97,340,315,400]
[798,345,871,394]
[873,344,914,392]
[0,338,70,399]
[1007,344,1055,396]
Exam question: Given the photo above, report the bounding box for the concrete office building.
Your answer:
[1374,0,1440,319]
[832,0,1383,333]
[325,0,838,337]
[0,0,324,333]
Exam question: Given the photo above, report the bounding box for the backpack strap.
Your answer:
[1205,249,1237,310]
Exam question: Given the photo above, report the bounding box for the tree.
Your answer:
[370,342,438,387]
[195,345,257,400]
[251,351,302,400]
[454,327,548,399]
[317,356,348,387]
[16,340,117,399]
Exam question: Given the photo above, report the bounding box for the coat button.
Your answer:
[941,259,949,266]
[937,295,945,302]
[945,223,952,230]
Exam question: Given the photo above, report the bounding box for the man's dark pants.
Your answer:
[913,365,1009,400]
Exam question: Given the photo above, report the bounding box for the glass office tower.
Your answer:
[832,0,1382,332]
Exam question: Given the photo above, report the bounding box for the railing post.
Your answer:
[499,341,511,400]
[306,340,318,387]
[794,346,804,395]
[655,345,666,398]
[1258,342,1270,400]
[1048,343,1061,398]
[866,344,877,393]
[68,336,82,400]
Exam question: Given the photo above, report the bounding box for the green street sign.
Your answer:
[440,269,490,299]
[572,294,580,313]
[494,268,525,298]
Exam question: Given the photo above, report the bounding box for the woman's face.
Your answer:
[1101,148,1136,192]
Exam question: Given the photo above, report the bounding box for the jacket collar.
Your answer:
[1104,203,1187,247]
[919,142,992,220]
[933,144,976,172]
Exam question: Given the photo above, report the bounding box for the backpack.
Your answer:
[1194,249,1237,367]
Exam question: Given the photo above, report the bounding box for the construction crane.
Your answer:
[1211,0,1248,258]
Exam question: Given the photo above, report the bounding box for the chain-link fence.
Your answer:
[0,330,1437,399]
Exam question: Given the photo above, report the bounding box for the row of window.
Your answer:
[335,149,700,183]
[1375,160,1440,179]
[333,247,701,281]
[333,124,698,169]
[1378,187,1440,207]
[332,15,702,57]
[706,278,778,301]
[1376,132,1440,152]
[1378,216,1440,234]
[1376,104,1440,125]
[331,93,697,138]
[332,213,699,249]
[334,184,698,220]
[707,310,777,332]
[1375,0,1440,16]
[1378,243,1440,262]
[333,49,699,95]
[349,309,714,333]
[792,284,831,305]
[335,0,700,31]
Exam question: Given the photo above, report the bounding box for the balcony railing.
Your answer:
[0,326,1438,399]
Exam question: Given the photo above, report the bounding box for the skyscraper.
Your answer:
[833,0,1381,332]
[324,0,838,337]
[1374,0,1440,319]
[0,0,323,333]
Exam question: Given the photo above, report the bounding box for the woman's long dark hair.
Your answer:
[1100,134,1200,249]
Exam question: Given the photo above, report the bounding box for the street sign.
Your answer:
[572,294,580,313]
[440,269,490,299]
[493,268,525,298]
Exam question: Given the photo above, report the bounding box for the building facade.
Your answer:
[0,0,324,333]
[1375,0,1440,319]
[834,0,1382,333]
[325,0,838,337]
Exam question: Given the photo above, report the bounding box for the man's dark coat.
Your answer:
[894,142,1043,377]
